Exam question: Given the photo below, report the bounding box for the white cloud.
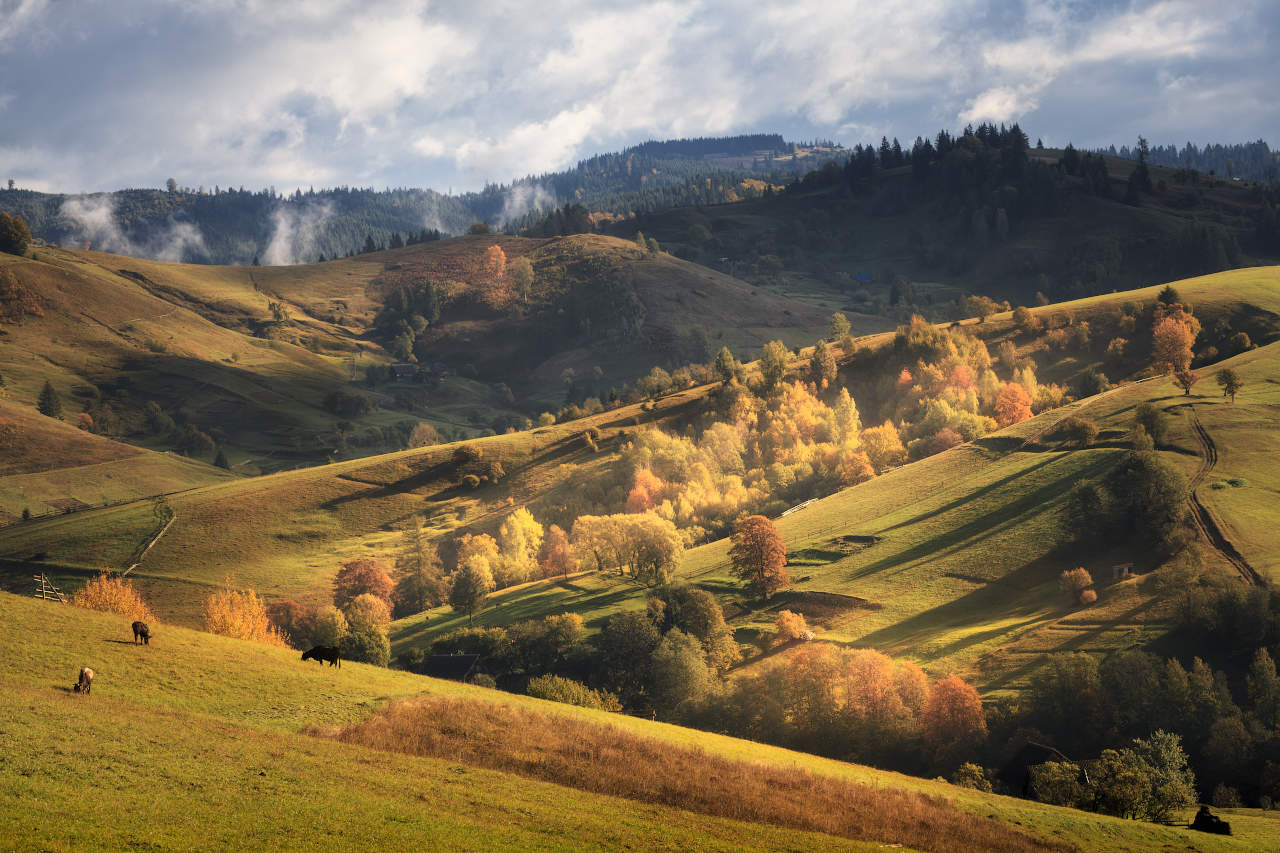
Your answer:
[0,0,1274,195]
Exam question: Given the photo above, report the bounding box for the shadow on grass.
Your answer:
[851,454,1118,583]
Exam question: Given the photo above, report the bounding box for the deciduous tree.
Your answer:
[333,558,394,610]
[922,674,987,761]
[1172,368,1200,396]
[729,514,789,600]
[1216,367,1243,402]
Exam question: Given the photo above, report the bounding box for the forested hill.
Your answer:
[1098,139,1278,185]
[606,124,1280,311]
[0,134,840,266]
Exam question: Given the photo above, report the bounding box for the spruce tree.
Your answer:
[37,380,61,419]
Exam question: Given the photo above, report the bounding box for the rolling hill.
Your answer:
[0,235,838,472]
[5,267,1278,696]
[4,590,1276,852]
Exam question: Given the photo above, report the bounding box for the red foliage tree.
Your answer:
[922,675,987,760]
[729,514,790,600]
[333,558,394,610]
[539,524,574,579]
[1152,316,1196,373]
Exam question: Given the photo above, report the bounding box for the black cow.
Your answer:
[301,645,341,668]
[132,621,151,645]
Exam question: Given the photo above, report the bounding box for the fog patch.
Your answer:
[60,194,208,263]
[499,182,556,226]
[262,200,334,265]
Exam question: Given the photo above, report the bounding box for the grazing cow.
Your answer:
[73,667,94,695]
[301,645,341,668]
[132,621,151,645]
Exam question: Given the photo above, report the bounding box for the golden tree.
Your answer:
[204,579,290,647]
[73,571,155,623]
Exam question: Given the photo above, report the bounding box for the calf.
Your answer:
[301,645,341,668]
[73,667,94,695]
[132,621,151,645]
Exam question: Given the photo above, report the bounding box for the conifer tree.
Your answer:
[37,379,61,419]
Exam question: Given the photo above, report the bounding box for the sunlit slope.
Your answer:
[4,591,1276,852]
[0,385,706,623]
[397,338,1280,694]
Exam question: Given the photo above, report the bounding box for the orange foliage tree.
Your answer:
[539,524,574,578]
[993,382,1032,427]
[922,674,987,760]
[1152,316,1196,373]
[204,579,290,647]
[729,514,789,600]
[479,244,512,310]
[73,571,155,623]
[333,559,394,610]
[775,609,812,644]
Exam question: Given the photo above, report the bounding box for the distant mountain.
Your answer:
[0,134,843,265]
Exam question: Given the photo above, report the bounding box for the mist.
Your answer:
[59,194,208,263]
[499,182,557,226]
[262,200,334,265]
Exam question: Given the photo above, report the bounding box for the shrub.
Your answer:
[1054,416,1099,446]
[204,579,290,647]
[73,571,155,623]
[1059,568,1094,604]
[527,675,622,711]
[1212,784,1243,808]
[1079,589,1098,605]
[1076,368,1110,398]
[950,763,993,792]
[775,609,813,644]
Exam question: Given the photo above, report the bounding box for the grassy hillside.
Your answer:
[0,234,837,472]
[4,590,1277,851]
[393,270,1280,694]
[0,398,232,523]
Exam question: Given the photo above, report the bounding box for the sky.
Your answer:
[0,0,1276,195]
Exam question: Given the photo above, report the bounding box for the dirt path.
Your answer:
[1183,404,1263,586]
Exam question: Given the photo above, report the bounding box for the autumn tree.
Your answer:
[73,571,155,623]
[713,346,740,384]
[478,244,512,309]
[1059,568,1095,606]
[729,514,789,600]
[1172,368,1200,396]
[538,523,574,578]
[449,555,495,624]
[775,609,812,643]
[861,420,907,471]
[267,599,317,649]
[808,339,837,388]
[204,579,290,647]
[496,506,543,586]
[313,605,349,647]
[408,421,439,448]
[1216,367,1243,402]
[759,340,789,391]
[650,628,715,715]
[922,674,987,762]
[993,382,1032,426]
[333,558,394,611]
[1152,316,1196,373]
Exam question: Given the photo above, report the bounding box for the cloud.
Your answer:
[0,1,1276,196]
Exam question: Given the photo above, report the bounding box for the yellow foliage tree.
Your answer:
[73,571,155,623]
[204,578,290,647]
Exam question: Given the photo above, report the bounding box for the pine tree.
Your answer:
[37,380,61,419]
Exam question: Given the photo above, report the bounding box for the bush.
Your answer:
[1212,783,1243,808]
[1054,416,1099,446]
[1076,368,1110,398]
[527,675,622,711]
[73,571,155,623]
[1059,568,1094,604]
[775,609,813,644]
[1079,589,1098,605]
[204,579,290,647]
[950,762,993,792]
